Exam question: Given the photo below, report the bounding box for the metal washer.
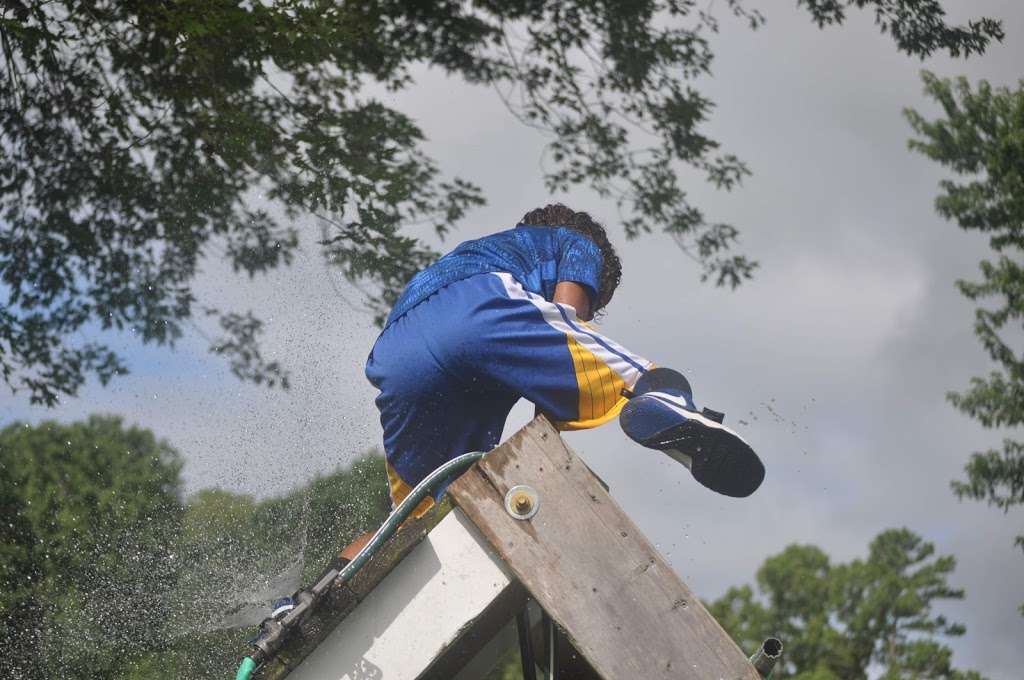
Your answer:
[504,484,540,520]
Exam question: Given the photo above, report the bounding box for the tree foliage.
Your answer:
[0,2,1002,406]
[709,528,985,680]
[797,1,1003,59]
[904,72,1024,603]
[0,416,389,678]
[0,416,183,679]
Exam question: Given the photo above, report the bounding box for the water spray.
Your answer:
[233,450,487,680]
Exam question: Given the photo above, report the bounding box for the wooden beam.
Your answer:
[448,416,761,680]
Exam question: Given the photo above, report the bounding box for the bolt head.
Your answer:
[504,485,540,520]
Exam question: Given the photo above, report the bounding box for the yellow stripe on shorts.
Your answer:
[561,334,629,430]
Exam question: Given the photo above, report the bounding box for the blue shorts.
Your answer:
[365,272,652,512]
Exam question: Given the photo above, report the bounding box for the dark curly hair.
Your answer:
[518,204,622,312]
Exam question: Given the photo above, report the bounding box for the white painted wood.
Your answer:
[286,508,516,680]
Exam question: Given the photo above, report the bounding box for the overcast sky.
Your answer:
[3,1,1023,677]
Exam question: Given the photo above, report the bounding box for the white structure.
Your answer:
[255,418,770,680]
[288,510,517,680]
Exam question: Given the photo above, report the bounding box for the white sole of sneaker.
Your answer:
[645,391,751,446]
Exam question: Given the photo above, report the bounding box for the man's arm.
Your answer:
[553,280,593,321]
[535,281,593,420]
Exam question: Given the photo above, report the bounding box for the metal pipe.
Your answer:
[516,606,538,680]
[749,637,783,679]
[544,612,556,680]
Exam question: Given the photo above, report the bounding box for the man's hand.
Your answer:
[553,281,593,321]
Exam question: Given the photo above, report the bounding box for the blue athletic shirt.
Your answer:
[385,225,604,327]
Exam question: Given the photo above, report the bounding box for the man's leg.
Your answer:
[462,272,652,429]
[463,273,763,497]
[366,281,520,518]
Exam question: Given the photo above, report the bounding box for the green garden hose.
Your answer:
[235,656,257,680]
[232,450,486,679]
[333,450,486,585]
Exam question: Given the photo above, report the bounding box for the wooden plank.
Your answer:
[448,416,761,680]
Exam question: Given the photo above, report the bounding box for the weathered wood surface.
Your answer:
[448,416,762,680]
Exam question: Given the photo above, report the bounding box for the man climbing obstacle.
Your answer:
[246,204,765,678]
[249,204,768,679]
[363,203,764,529]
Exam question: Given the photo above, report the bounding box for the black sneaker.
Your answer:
[620,368,764,497]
